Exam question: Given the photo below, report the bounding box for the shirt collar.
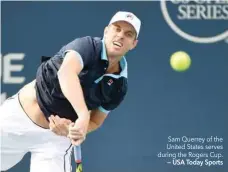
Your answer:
[101,39,128,78]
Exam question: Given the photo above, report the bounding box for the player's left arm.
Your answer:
[87,109,108,133]
[49,109,107,136]
[87,83,128,133]
[50,86,127,136]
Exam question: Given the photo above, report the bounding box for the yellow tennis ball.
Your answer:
[170,51,191,72]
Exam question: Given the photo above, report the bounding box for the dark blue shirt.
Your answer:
[35,36,128,122]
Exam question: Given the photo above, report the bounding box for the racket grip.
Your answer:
[74,145,82,163]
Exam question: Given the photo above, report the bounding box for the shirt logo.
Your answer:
[107,79,113,86]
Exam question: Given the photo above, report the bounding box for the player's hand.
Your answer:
[68,117,89,145]
[49,115,72,137]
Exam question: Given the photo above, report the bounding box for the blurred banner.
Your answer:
[1,1,228,172]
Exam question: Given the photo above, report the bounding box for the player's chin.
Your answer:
[110,49,125,57]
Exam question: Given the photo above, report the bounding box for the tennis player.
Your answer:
[0,11,141,172]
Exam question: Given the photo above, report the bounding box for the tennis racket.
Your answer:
[74,145,83,172]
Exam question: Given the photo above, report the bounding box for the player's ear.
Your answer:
[103,26,108,38]
[130,39,138,50]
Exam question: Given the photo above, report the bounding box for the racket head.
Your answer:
[76,162,83,172]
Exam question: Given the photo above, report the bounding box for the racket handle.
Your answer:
[74,145,82,163]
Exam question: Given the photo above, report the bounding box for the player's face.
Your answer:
[104,21,138,57]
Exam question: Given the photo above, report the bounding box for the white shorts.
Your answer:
[0,94,73,172]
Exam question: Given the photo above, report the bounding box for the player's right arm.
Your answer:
[57,37,95,145]
[58,51,89,143]
[57,50,89,119]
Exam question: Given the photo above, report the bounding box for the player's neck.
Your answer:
[108,55,122,65]
[106,56,121,74]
